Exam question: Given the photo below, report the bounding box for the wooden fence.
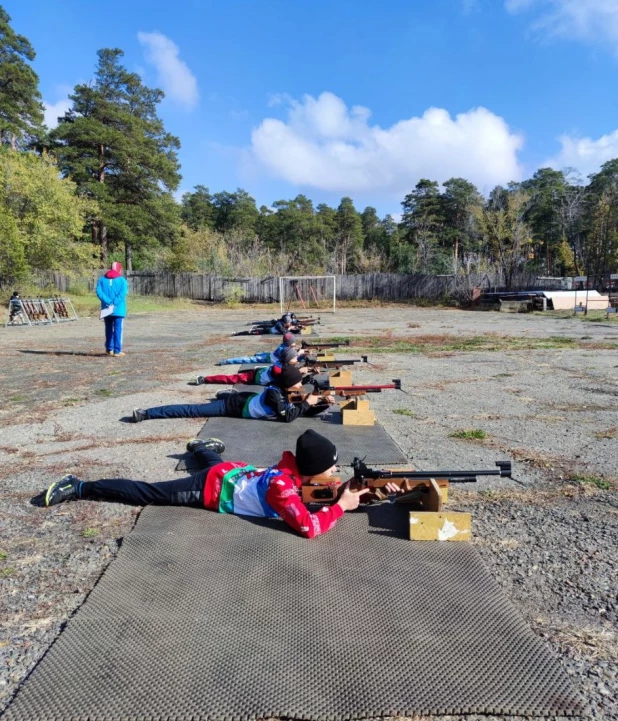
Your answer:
[17,270,567,304]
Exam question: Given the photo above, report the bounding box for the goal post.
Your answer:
[279,276,336,314]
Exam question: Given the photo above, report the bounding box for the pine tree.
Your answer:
[51,48,181,267]
[0,6,44,148]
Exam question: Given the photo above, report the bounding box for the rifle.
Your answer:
[301,458,512,504]
[292,316,320,327]
[52,297,69,319]
[301,340,350,350]
[302,355,368,370]
[288,378,401,403]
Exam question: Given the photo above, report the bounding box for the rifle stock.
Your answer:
[287,378,401,404]
[303,355,368,369]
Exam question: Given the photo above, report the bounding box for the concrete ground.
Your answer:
[1,306,617,720]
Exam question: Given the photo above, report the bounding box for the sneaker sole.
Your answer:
[187,438,225,453]
[45,475,74,507]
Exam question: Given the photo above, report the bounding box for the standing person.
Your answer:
[96,262,128,357]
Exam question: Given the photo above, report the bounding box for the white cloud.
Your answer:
[546,128,618,178]
[505,0,618,47]
[43,98,71,129]
[250,92,524,195]
[137,31,198,109]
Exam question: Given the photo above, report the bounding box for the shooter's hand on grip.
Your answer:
[336,481,372,512]
[306,392,335,406]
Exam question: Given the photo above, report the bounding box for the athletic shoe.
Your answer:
[186,438,226,455]
[105,350,115,356]
[216,389,237,399]
[133,408,148,423]
[114,352,126,357]
[45,474,82,507]
[195,376,205,385]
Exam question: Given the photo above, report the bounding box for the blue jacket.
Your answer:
[96,273,128,317]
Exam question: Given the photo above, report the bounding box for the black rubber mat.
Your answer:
[176,412,407,471]
[4,505,582,721]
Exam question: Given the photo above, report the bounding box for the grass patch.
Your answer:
[533,309,611,323]
[392,408,415,417]
[494,373,514,378]
[0,550,7,560]
[48,293,201,318]
[10,395,27,403]
[450,428,488,440]
[594,427,618,439]
[62,397,83,406]
[570,474,611,490]
[314,333,616,354]
[94,388,112,397]
[1,567,16,577]
[82,528,99,538]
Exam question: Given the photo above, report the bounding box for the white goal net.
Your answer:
[279,276,336,314]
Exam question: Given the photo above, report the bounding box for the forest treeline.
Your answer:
[1,5,617,286]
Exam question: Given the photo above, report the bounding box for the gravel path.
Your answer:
[1,307,617,720]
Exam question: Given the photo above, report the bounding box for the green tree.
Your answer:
[400,179,448,272]
[442,178,483,271]
[270,195,322,268]
[181,185,214,231]
[521,168,568,274]
[316,203,337,255]
[212,189,259,236]
[584,160,618,276]
[335,197,363,273]
[51,48,181,268]
[0,6,44,148]
[360,206,382,249]
[474,190,532,289]
[0,149,96,279]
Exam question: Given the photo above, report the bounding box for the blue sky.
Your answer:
[8,0,618,215]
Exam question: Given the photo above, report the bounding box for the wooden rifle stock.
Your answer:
[287,379,401,404]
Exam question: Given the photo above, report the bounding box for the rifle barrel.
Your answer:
[324,379,401,392]
[355,460,512,480]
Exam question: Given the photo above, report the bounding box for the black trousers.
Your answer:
[80,448,223,507]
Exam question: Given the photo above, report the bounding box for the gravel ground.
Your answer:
[1,306,617,720]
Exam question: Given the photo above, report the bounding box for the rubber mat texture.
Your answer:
[175,412,407,470]
[4,505,581,721]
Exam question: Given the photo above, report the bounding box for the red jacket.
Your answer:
[203,451,344,539]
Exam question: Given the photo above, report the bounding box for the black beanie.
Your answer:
[280,347,297,365]
[296,430,338,476]
[275,365,303,388]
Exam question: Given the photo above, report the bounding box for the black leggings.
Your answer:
[80,448,223,507]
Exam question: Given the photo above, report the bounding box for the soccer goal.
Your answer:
[279,276,336,314]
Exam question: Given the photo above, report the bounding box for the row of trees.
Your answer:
[1,5,617,285]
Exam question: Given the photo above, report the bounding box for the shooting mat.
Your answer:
[3,505,581,721]
[175,410,407,471]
